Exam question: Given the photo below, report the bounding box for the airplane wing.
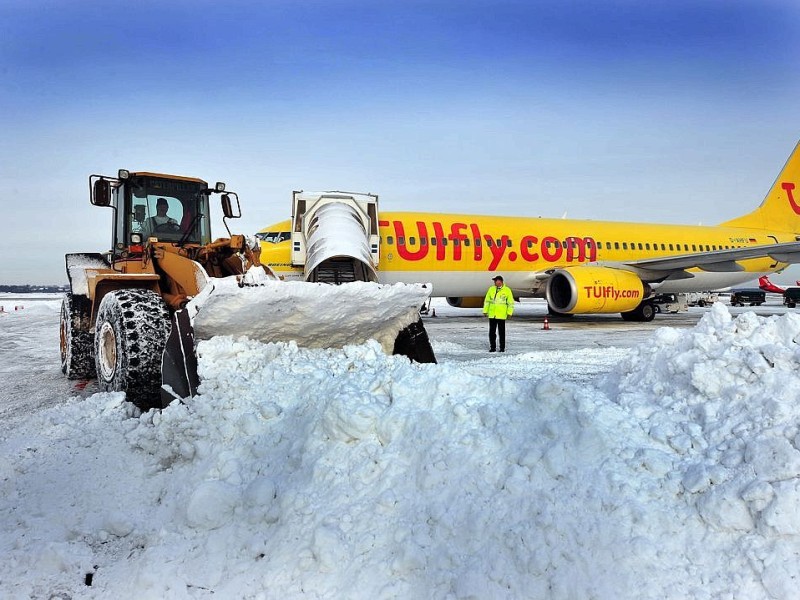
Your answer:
[622,240,800,275]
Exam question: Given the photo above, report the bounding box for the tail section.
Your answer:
[722,141,800,233]
[758,275,785,294]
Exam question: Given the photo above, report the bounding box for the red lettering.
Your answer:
[392,221,429,261]
[484,234,509,271]
[432,222,446,261]
[470,224,482,261]
[784,182,800,215]
[448,223,468,261]
[386,221,598,268]
[541,236,563,262]
[520,235,539,261]
[566,237,597,262]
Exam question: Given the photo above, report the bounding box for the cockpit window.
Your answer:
[127,176,210,245]
[256,231,291,243]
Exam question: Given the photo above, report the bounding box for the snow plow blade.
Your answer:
[161,279,436,402]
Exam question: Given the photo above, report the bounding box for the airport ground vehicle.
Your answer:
[729,289,766,306]
[61,171,434,410]
[685,292,718,307]
[783,287,800,308]
[652,293,688,314]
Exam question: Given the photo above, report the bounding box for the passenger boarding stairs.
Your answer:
[290,191,380,284]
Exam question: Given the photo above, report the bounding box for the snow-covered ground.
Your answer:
[2,294,800,599]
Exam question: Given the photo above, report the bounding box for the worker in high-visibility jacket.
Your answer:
[483,275,514,352]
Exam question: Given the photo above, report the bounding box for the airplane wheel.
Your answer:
[639,302,656,321]
[94,289,171,410]
[621,301,656,322]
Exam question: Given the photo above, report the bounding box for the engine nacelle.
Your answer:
[446,297,485,309]
[546,267,644,314]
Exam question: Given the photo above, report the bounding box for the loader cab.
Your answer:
[113,173,213,255]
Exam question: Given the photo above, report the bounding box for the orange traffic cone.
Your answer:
[542,317,550,330]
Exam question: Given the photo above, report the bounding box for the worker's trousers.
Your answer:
[489,318,506,351]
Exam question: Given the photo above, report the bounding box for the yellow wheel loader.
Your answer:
[61,170,435,411]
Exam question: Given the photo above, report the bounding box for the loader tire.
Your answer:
[60,293,96,379]
[94,289,171,410]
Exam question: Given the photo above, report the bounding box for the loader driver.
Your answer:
[145,197,180,237]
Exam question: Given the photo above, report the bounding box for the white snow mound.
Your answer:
[3,303,800,599]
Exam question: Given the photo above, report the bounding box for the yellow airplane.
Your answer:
[257,142,800,321]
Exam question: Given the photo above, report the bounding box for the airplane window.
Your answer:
[453,239,460,247]
[661,244,666,250]
[409,237,416,245]
[622,242,628,250]
[645,243,650,250]
[387,236,394,245]
[506,239,512,248]
[474,238,481,247]
[684,244,689,251]
[464,239,470,247]
[614,242,619,250]
[431,238,437,246]
[605,242,611,250]
[544,240,550,248]
[527,240,533,248]
[487,239,493,247]
[421,238,428,245]
[706,245,710,251]
[398,237,405,245]
[638,243,643,250]
[442,238,448,246]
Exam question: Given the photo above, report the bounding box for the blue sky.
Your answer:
[1,0,799,284]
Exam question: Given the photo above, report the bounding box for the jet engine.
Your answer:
[446,297,485,308]
[546,267,645,314]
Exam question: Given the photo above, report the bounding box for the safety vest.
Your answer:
[483,285,514,319]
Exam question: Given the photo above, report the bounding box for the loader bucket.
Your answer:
[190,279,434,353]
[159,278,436,403]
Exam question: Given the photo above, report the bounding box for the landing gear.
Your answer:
[621,300,656,322]
[94,289,171,410]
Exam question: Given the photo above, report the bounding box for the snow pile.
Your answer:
[190,280,431,352]
[602,303,800,599]
[2,303,800,599]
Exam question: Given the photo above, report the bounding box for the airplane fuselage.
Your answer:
[260,213,790,297]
